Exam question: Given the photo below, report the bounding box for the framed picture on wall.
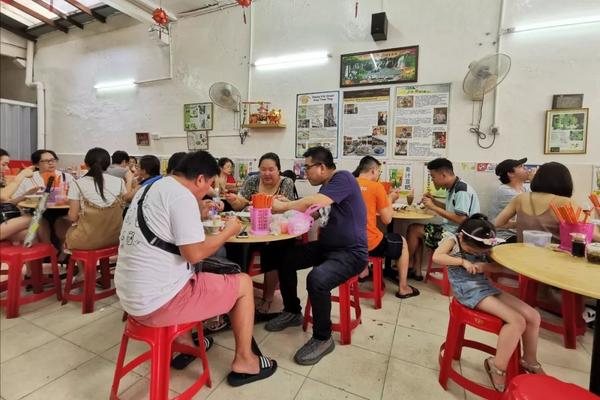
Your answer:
[184,102,213,131]
[136,132,150,146]
[552,94,583,109]
[544,108,588,154]
[340,46,419,87]
[187,131,209,151]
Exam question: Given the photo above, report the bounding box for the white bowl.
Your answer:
[203,220,224,235]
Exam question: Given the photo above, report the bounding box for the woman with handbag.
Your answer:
[66,147,125,251]
[0,148,40,242]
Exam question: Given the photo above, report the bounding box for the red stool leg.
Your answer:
[441,268,450,296]
[372,258,383,309]
[338,283,351,345]
[50,253,62,301]
[62,258,76,304]
[439,316,460,389]
[149,329,168,400]
[30,260,44,294]
[110,334,130,399]
[562,291,578,349]
[303,298,312,332]
[99,257,112,289]
[5,254,22,318]
[83,256,98,314]
[452,323,466,360]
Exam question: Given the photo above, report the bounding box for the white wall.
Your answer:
[29,0,599,205]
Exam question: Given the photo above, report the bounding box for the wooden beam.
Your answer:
[29,0,84,29]
[63,0,106,23]
[0,19,37,41]
[0,0,68,33]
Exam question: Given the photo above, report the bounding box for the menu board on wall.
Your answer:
[296,91,340,158]
[593,165,600,196]
[394,83,450,158]
[342,88,390,157]
[384,162,413,191]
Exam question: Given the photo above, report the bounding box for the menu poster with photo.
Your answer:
[394,83,450,158]
[423,163,448,199]
[384,163,413,190]
[184,102,213,131]
[593,165,600,196]
[236,158,256,181]
[296,91,340,158]
[293,160,307,180]
[342,88,390,157]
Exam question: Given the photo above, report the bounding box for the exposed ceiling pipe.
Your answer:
[24,40,45,148]
[178,0,241,19]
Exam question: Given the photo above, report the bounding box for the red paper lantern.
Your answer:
[237,0,251,7]
[152,8,169,26]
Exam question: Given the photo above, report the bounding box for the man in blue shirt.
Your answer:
[406,158,480,279]
[267,146,368,365]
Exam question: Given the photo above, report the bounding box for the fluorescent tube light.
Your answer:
[94,79,137,90]
[504,15,600,34]
[254,51,330,71]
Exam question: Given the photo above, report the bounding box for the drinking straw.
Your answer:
[550,204,564,223]
[582,209,591,224]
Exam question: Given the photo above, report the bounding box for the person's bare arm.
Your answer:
[272,193,333,213]
[223,193,250,211]
[179,218,242,264]
[1,166,35,202]
[422,196,466,224]
[379,205,394,225]
[68,199,80,222]
[423,193,445,209]
[494,197,518,228]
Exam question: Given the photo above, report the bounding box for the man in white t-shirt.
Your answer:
[490,158,533,241]
[115,151,277,386]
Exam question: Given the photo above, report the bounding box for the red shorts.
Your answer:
[133,272,240,327]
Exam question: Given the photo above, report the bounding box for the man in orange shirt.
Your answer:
[353,157,420,298]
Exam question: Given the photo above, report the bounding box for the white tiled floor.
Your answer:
[0,272,594,400]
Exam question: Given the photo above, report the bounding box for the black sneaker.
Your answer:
[265,311,302,332]
[293,337,335,365]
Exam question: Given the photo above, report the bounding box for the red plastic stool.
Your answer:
[247,251,265,291]
[62,246,118,314]
[0,243,62,318]
[303,275,362,345]
[520,276,585,349]
[502,374,599,400]
[488,272,521,297]
[110,317,211,400]
[425,253,451,296]
[358,256,385,309]
[439,298,522,400]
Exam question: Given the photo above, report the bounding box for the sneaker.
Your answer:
[293,337,335,365]
[265,311,302,332]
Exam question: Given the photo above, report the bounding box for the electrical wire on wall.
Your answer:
[469,98,497,149]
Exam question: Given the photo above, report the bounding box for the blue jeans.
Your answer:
[277,242,367,340]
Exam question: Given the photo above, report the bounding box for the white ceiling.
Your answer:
[1,0,102,27]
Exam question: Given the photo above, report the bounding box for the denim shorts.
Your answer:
[447,267,500,309]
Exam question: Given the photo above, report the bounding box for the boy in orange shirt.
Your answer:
[353,157,420,298]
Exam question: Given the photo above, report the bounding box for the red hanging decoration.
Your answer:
[152,8,169,26]
[236,0,252,24]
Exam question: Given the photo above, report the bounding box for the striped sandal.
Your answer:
[227,355,278,387]
[520,359,546,374]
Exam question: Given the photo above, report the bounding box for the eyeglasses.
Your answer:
[39,159,57,164]
[304,163,322,170]
[461,230,505,246]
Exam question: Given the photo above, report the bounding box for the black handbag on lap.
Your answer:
[0,203,22,223]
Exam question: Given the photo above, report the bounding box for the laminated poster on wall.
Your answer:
[384,163,413,191]
[342,88,390,157]
[593,165,600,196]
[293,160,307,180]
[296,91,340,158]
[476,163,496,173]
[423,162,447,199]
[236,159,255,182]
[394,83,450,158]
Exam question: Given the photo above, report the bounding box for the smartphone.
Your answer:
[236,231,249,238]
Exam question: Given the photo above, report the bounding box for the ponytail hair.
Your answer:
[457,213,497,249]
[84,147,111,201]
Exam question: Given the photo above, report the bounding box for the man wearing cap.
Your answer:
[489,158,534,242]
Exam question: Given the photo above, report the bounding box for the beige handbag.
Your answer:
[65,180,124,250]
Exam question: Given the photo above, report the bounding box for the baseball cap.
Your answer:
[495,158,527,177]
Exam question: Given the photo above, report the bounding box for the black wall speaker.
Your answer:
[371,12,388,41]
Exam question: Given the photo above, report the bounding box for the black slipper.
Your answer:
[170,335,214,370]
[395,285,420,299]
[227,356,277,387]
[407,269,423,282]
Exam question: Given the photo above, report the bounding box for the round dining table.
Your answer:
[392,210,435,220]
[491,243,600,395]
[18,200,70,210]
